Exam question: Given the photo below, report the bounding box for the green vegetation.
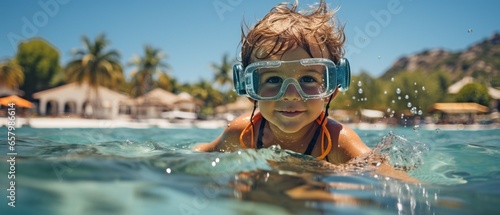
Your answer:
[15,38,61,100]
[0,59,24,89]
[128,45,170,97]
[454,83,491,106]
[331,69,452,118]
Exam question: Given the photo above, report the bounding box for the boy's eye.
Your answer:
[266,76,283,84]
[300,76,317,83]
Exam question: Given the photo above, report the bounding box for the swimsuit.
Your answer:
[239,112,333,161]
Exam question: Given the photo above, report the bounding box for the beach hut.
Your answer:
[429,102,489,124]
[215,97,254,117]
[134,88,201,119]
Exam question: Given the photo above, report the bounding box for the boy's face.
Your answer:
[255,46,332,134]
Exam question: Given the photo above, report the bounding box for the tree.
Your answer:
[128,45,170,97]
[157,72,178,93]
[65,34,124,117]
[0,59,24,91]
[212,53,233,90]
[211,53,235,104]
[16,38,61,101]
[189,79,224,117]
[455,82,491,107]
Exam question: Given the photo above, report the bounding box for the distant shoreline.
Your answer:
[0,117,228,129]
[1,117,498,130]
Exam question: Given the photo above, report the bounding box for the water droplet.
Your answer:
[378,56,381,59]
[396,88,401,94]
[166,168,171,174]
[418,110,423,115]
[215,158,220,163]
[414,82,417,86]
[358,88,363,94]
[387,108,391,112]
[413,125,420,130]
[398,96,401,100]
[391,100,395,103]
[357,81,362,87]
[435,128,441,134]
[422,86,426,91]
[411,107,417,114]
[405,95,409,99]
[211,161,216,167]
[352,96,356,100]
[391,77,395,82]
[467,28,473,33]
[384,90,387,94]
[414,90,418,94]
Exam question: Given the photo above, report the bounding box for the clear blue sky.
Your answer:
[1,0,499,84]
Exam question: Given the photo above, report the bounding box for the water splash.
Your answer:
[373,131,429,172]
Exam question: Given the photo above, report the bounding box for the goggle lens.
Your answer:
[252,64,328,99]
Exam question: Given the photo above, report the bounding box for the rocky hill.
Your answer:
[382,33,500,85]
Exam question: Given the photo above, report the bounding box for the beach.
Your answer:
[0,117,228,129]
[2,116,498,131]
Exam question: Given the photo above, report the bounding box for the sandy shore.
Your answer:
[0,117,228,129]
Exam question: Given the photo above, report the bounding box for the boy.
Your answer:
[196,1,418,183]
[195,0,371,164]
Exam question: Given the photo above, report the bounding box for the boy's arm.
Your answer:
[193,113,251,152]
[327,123,371,164]
[192,135,221,152]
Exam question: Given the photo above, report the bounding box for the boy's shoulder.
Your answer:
[324,117,358,140]
[325,117,371,160]
[226,112,253,131]
[212,112,254,151]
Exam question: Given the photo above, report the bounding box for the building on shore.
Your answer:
[33,82,129,119]
[31,83,201,120]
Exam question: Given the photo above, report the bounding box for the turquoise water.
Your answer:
[1,126,499,215]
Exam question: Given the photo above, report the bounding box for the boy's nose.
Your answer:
[281,83,301,100]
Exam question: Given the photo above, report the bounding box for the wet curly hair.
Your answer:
[240,0,346,67]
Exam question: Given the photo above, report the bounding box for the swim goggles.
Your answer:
[232,58,351,101]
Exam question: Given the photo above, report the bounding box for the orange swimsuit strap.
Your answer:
[239,112,332,160]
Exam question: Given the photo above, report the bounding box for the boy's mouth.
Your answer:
[277,110,305,117]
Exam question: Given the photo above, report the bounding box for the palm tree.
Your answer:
[65,34,123,118]
[211,53,235,107]
[128,45,170,97]
[157,72,178,93]
[211,53,234,92]
[0,59,24,91]
[190,79,224,116]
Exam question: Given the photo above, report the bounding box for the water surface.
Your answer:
[1,126,499,215]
